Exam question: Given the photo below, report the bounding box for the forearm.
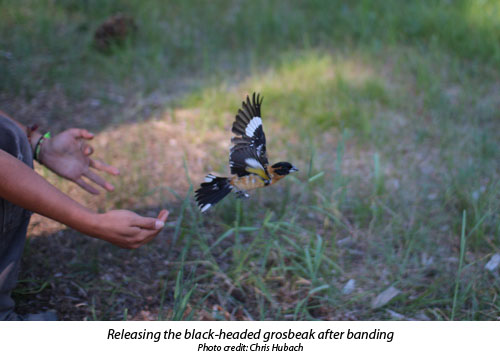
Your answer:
[0,149,96,234]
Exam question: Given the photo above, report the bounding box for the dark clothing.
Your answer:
[0,114,33,320]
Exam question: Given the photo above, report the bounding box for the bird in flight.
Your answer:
[195,93,298,212]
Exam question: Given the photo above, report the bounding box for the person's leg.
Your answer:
[0,113,33,320]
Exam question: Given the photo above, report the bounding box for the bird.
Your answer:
[195,93,298,212]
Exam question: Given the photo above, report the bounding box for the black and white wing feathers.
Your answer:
[229,93,268,177]
[229,145,267,178]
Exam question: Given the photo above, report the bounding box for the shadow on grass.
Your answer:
[16,204,192,321]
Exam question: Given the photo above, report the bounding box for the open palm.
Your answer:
[39,128,120,194]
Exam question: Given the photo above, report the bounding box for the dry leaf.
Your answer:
[342,279,356,295]
[485,254,500,272]
[371,286,401,309]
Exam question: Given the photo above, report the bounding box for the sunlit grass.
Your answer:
[182,51,389,138]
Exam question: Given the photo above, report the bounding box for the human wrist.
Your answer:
[63,206,102,239]
[28,131,43,153]
[82,211,104,237]
[33,131,51,164]
[85,212,120,244]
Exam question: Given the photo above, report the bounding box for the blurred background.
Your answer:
[1,0,500,320]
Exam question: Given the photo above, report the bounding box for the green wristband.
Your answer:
[34,131,51,163]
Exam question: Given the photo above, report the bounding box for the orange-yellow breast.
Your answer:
[230,174,266,191]
[230,165,287,191]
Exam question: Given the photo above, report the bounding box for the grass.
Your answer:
[2,0,500,320]
[452,210,467,320]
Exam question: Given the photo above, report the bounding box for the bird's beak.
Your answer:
[290,166,299,173]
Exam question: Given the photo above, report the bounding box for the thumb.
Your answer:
[131,215,165,230]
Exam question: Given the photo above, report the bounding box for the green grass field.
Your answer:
[2,0,500,320]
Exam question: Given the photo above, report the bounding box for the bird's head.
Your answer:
[271,162,299,176]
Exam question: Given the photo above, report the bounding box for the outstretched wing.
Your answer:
[229,93,269,178]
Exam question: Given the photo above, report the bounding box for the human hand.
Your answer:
[39,128,119,194]
[91,209,169,249]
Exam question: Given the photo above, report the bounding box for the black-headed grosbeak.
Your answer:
[195,93,298,212]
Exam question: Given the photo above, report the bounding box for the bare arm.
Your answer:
[0,146,168,249]
[0,111,170,248]
[0,148,94,230]
[0,110,118,194]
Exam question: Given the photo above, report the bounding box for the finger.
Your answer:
[137,229,162,246]
[69,128,94,140]
[89,158,120,176]
[131,215,165,230]
[124,227,159,249]
[75,178,99,195]
[157,209,169,222]
[83,143,94,156]
[84,169,114,191]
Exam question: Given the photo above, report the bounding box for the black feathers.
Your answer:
[229,146,268,178]
[194,174,233,212]
[271,162,298,175]
[232,93,263,135]
[230,93,268,177]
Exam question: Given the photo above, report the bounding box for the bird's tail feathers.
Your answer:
[195,174,232,212]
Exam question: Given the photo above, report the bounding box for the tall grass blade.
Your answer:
[451,210,467,320]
